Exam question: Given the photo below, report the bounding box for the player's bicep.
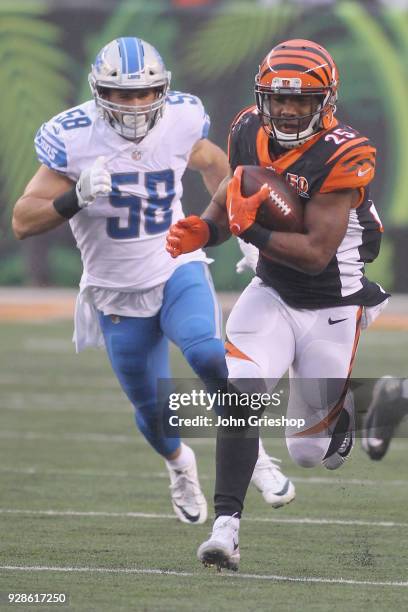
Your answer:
[305,189,356,259]
[22,165,74,201]
[188,139,226,170]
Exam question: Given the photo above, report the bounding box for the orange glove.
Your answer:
[166,215,210,258]
[227,166,270,236]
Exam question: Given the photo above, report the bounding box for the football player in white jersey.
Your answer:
[12,37,295,525]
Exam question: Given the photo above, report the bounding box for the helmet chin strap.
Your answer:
[122,113,148,137]
[273,114,320,149]
[97,96,163,142]
[273,125,316,149]
[100,107,150,142]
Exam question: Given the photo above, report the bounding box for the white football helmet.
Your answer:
[89,37,171,142]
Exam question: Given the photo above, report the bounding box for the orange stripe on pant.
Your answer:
[225,340,253,362]
[293,306,363,437]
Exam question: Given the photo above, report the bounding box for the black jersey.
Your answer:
[228,107,388,309]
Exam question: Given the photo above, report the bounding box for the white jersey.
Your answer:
[35,91,211,291]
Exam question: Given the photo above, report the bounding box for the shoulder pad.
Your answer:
[228,106,259,167]
[319,124,376,192]
[166,91,210,138]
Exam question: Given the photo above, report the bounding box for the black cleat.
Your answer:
[362,377,408,460]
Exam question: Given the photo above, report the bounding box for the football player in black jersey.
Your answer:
[167,39,389,571]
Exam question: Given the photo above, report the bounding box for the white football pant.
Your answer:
[225,277,362,467]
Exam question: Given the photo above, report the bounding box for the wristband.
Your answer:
[53,186,81,219]
[240,223,272,250]
[203,218,219,247]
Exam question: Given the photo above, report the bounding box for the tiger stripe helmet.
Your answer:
[255,39,339,148]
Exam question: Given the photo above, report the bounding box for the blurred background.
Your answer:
[1,5,408,602]
[1,0,408,292]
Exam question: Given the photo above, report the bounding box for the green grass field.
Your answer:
[1,321,408,611]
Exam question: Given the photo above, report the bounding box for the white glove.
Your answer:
[236,238,259,274]
[76,156,112,208]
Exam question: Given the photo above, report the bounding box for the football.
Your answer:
[240,165,304,232]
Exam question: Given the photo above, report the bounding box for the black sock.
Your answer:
[214,379,264,518]
[214,428,259,518]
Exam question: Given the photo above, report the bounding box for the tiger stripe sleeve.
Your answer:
[319,139,376,193]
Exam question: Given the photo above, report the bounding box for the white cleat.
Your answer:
[166,449,207,525]
[251,441,296,508]
[197,514,240,571]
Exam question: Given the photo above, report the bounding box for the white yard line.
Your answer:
[22,339,73,353]
[0,467,135,478]
[0,375,119,389]
[0,565,406,587]
[1,430,408,451]
[0,508,405,528]
[291,475,408,486]
[0,431,215,445]
[1,466,407,487]
[0,431,137,444]
[1,394,129,413]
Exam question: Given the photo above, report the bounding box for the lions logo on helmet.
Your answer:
[255,39,339,149]
[89,37,171,142]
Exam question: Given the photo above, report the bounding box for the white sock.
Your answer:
[214,514,240,530]
[258,437,267,459]
[166,442,195,470]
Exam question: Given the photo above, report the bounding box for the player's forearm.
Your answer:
[259,228,332,275]
[200,175,231,245]
[200,154,230,196]
[189,139,230,196]
[201,168,228,197]
[12,196,67,239]
[202,199,231,246]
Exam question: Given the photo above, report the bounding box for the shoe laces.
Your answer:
[169,468,201,505]
[338,431,352,456]
[255,454,283,481]
[212,512,239,535]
